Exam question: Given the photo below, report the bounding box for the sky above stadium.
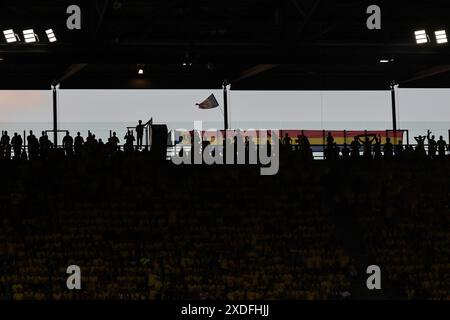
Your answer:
[0,89,449,127]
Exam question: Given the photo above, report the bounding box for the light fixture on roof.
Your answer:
[137,64,145,75]
[3,29,20,43]
[415,30,429,44]
[45,29,57,43]
[23,29,39,43]
[435,30,448,44]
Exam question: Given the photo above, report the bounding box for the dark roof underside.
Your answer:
[0,0,450,90]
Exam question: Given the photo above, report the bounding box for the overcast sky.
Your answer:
[0,89,449,126]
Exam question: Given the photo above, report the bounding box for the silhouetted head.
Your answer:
[113,132,117,137]
[30,130,33,135]
[139,120,142,125]
[42,131,45,136]
[432,135,435,140]
[439,136,444,140]
[398,140,403,145]
[386,137,391,143]
[77,132,81,136]
[3,131,7,135]
[14,133,18,137]
[328,132,332,137]
[66,131,70,136]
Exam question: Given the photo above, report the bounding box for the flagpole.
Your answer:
[223,80,229,130]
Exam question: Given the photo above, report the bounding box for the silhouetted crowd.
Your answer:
[1,128,449,162]
[0,127,449,300]
[280,130,448,161]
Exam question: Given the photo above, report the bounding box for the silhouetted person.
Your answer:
[111,132,120,152]
[98,139,105,152]
[427,130,437,159]
[124,130,135,153]
[39,131,50,159]
[136,120,145,149]
[437,136,447,157]
[1,131,10,147]
[358,135,376,159]
[350,137,360,159]
[11,133,23,160]
[373,135,382,160]
[283,133,292,152]
[74,132,84,156]
[298,134,312,160]
[326,132,334,148]
[63,131,74,157]
[384,137,394,158]
[414,135,426,157]
[27,130,39,160]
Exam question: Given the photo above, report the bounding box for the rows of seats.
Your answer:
[0,153,449,300]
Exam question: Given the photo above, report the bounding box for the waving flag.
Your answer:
[196,94,219,109]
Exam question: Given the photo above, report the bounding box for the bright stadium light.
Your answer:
[138,68,144,75]
[3,29,19,43]
[415,30,429,44]
[45,29,57,43]
[23,29,39,43]
[435,30,448,44]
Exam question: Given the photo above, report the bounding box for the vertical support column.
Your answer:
[390,81,397,131]
[223,80,229,131]
[390,81,398,143]
[53,85,58,148]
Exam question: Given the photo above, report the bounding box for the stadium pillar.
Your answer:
[52,85,58,147]
[223,80,229,130]
[390,81,397,132]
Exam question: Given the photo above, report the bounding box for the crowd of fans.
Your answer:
[1,128,449,161]
[0,127,448,300]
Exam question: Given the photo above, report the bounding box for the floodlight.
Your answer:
[138,68,144,75]
[414,30,429,44]
[45,29,57,43]
[3,29,19,43]
[435,30,447,44]
[23,29,38,43]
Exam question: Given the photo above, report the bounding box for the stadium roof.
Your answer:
[0,0,450,90]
